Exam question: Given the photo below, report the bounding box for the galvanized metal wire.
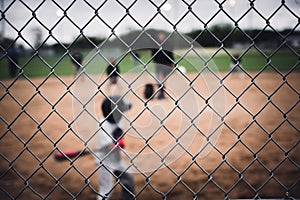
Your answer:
[0,0,299,199]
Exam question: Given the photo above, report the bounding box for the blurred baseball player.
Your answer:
[7,44,20,77]
[95,95,134,200]
[230,53,245,78]
[106,58,120,85]
[71,49,83,77]
[151,32,174,99]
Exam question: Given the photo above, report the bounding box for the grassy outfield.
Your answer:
[0,48,298,80]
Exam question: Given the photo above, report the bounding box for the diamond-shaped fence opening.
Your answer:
[0,0,299,199]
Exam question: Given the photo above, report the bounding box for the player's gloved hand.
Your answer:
[110,127,125,149]
[116,137,125,148]
[110,138,125,149]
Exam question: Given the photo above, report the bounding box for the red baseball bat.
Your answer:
[54,140,124,161]
[54,150,91,161]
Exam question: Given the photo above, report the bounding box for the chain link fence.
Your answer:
[0,0,299,199]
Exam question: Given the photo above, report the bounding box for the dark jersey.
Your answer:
[106,63,120,77]
[151,48,174,66]
[152,48,174,76]
[71,52,83,66]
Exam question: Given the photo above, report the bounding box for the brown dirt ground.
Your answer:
[0,71,299,200]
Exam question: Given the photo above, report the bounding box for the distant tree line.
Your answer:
[51,36,105,53]
[113,26,300,50]
[0,36,105,54]
[186,24,300,48]
[1,23,299,54]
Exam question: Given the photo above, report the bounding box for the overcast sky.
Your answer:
[1,0,300,46]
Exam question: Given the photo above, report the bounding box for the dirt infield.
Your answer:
[0,72,299,200]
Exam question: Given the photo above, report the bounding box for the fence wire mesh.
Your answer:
[0,0,299,199]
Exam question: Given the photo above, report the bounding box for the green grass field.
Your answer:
[0,48,298,80]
